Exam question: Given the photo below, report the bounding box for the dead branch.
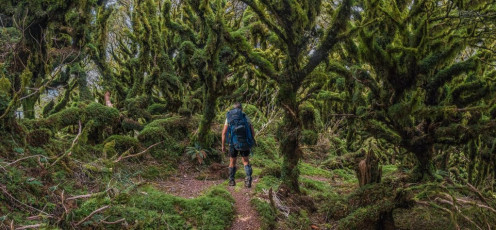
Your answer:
[467,183,489,205]
[51,121,82,167]
[75,205,110,226]
[263,188,289,217]
[15,224,44,230]
[101,218,126,225]
[0,184,50,216]
[2,155,47,167]
[66,189,111,201]
[114,141,163,163]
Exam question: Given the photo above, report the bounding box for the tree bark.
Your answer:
[22,94,37,119]
[411,145,435,181]
[278,84,301,193]
[198,85,218,149]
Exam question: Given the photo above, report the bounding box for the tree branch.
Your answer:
[299,0,353,80]
[239,0,287,43]
[75,205,111,226]
[114,141,163,163]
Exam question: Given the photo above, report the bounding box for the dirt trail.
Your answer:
[227,178,261,230]
[154,160,261,230]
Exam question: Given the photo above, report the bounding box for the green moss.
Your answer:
[382,165,398,176]
[337,202,395,230]
[252,135,279,157]
[137,117,188,161]
[85,102,120,127]
[299,102,323,130]
[251,198,277,229]
[121,118,143,132]
[299,163,332,178]
[145,116,189,140]
[254,176,281,194]
[178,107,192,117]
[125,96,151,120]
[68,186,234,229]
[300,129,318,145]
[104,135,141,155]
[147,103,168,115]
[242,103,267,129]
[49,106,82,129]
[0,76,12,95]
[140,164,175,180]
[285,210,312,230]
[260,164,282,178]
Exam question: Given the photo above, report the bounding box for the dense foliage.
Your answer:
[1,0,495,229]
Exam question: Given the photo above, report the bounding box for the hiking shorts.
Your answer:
[229,147,250,158]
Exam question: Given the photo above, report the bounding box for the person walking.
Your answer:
[222,102,256,187]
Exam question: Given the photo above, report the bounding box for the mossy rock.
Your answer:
[147,103,168,115]
[138,126,167,146]
[84,102,120,128]
[104,135,141,154]
[300,129,318,145]
[137,124,183,161]
[145,116,189,140]
[49,106,82,129]
[27,128,52,147]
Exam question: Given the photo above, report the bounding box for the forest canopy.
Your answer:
[1,0,496,229]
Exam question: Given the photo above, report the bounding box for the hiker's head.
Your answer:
[233,102,242,110]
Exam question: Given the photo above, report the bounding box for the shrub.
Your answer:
[300,129,318,146]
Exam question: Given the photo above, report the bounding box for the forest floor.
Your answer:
[154,156,261,230]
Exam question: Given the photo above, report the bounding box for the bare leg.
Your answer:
[241,156,250,166]
[230,157,237,167]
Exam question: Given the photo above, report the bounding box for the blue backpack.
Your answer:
[226,108,254,151]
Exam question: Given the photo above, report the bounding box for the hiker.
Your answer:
[222,102,256,187]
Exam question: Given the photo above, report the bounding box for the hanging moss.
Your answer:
[299,102,323,130]
[147,103,168,115]
[42,100,55,118]
[0,76,11,95]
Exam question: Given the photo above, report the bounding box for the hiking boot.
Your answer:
[244,177,252,188]
[228,167,236,186]
[244,164,253,188]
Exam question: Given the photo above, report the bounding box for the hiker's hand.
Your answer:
[222,146,225,153]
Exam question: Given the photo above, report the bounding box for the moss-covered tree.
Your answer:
[348,0,496,181]
[219,0,354,192]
